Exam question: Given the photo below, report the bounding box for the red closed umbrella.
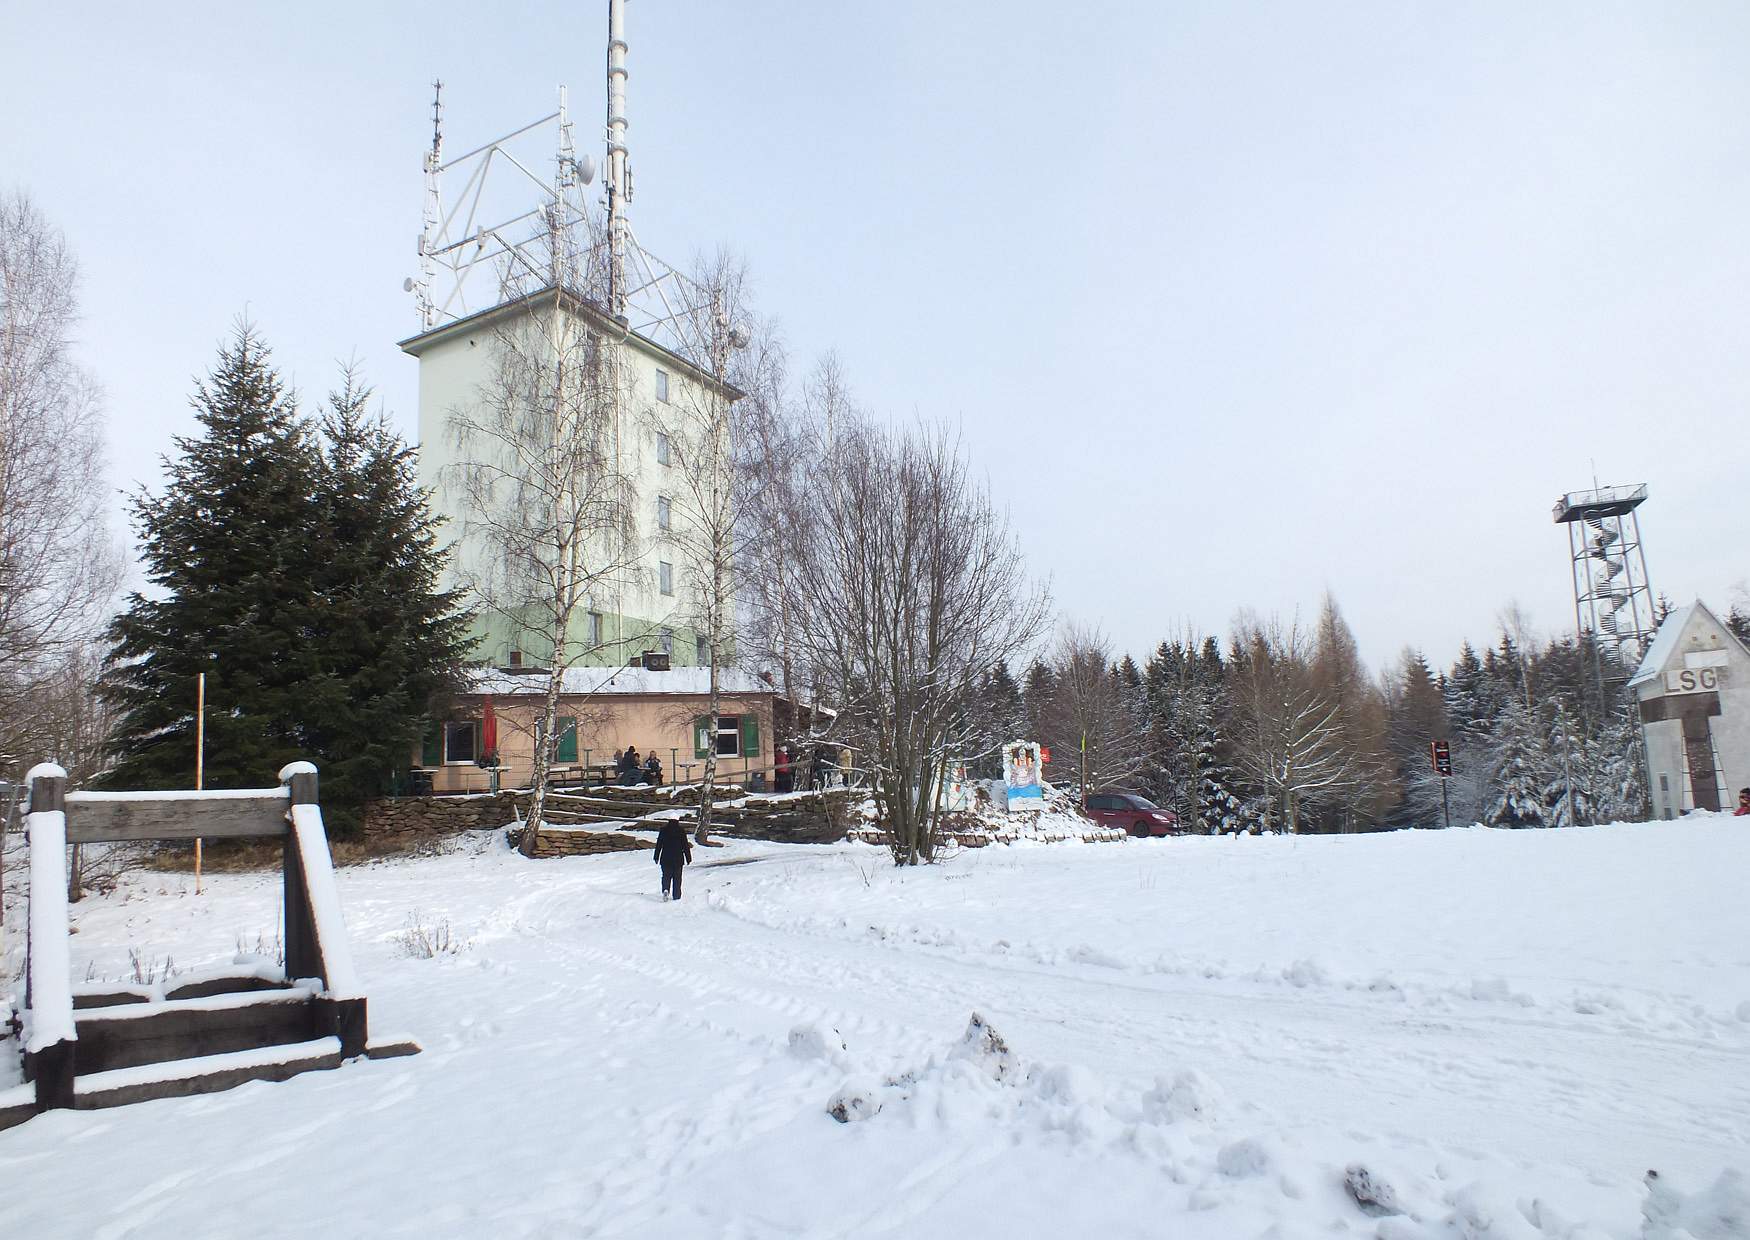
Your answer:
[481,695,498,757]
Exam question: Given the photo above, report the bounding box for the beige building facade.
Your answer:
[400,286,736,671]
[415,668,801,795]
[1632,601,1750,817]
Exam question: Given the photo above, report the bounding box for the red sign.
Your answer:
[1039,746,1052,765]
[1430,740,1452,778]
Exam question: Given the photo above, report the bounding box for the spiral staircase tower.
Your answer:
[1552,483,1654,699]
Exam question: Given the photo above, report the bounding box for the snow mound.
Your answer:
[826,1079,882,1124]
[951,1011,1015,1081]
[1642,1168,1750,1240]
[788,1022,847,1063]
[1344,1163,1404,1217]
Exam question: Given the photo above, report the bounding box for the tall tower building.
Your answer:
[1552,483,1655,700]
[399,1,739,671]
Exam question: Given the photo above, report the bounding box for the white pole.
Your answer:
[194,672,205,894]
[606,0,630,318]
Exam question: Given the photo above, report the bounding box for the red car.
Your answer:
[1085,791,1178,836]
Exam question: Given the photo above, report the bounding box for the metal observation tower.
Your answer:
[1552,483,1654,692]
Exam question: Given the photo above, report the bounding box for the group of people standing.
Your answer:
[613,745,662,786]
[773,743,852,793]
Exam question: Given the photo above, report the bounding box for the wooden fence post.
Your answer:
[27,769,76,1112]
[283,768,320,984]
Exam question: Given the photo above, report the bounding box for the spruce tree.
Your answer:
[103,330,467,830]
[1484,699,1548,828]
[104,325,325,790]
[300,370,470,823]
[1541,703,1592,828]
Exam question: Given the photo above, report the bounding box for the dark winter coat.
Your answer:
[654,822,692,869]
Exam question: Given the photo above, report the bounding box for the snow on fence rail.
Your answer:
[11,759,384,1124]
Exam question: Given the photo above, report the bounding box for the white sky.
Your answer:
[5,1,1747,671]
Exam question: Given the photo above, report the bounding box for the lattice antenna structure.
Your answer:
[406,1,722,368]
[1552,483,1655,689]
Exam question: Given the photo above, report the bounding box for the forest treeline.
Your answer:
[964,596,1750,833]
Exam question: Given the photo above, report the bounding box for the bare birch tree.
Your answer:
[445,243,639,847]
[650,251,785,845]
[736,354,847,712]
[789,417,1047,865]
[1041,624,1149,803]
[0,190,122,776]
[1228,614,1361,833]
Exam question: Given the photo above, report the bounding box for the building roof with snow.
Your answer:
[1630,600,1749,687]
[466,666,776,698]
[1630,603,1698,687]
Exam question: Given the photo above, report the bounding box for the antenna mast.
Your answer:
[415,80,444,328]
[605,0,630,320]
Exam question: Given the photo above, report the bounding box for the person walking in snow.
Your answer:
[654,819,692,900]
[1736,787,1750,816]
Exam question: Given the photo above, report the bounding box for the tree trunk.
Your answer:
[694,655,722,847]
[521,656,566,856]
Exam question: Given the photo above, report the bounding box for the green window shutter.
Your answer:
[694,716,712,759]
[741,714,760,757]
[421,723,442,767]
[556,717,578,763]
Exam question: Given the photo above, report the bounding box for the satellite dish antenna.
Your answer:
[402,277,416,293]
[576,154,596,185]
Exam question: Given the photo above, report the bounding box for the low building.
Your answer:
[414,666,825,795]
[1631,600,1750,817]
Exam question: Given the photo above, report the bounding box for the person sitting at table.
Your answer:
[620,745,641,785]
[644,752,663,785]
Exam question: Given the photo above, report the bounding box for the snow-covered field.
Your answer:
[3,819,1747,1238]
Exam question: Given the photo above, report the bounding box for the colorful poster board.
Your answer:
[1003,741,1044,812]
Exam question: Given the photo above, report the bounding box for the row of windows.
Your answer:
[582,608,709,663]
[430,711,750,767]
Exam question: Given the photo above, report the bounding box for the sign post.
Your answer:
[1430,740,1452,830]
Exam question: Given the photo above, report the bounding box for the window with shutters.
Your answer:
[716,715,741,757]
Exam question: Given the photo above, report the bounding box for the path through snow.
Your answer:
[2,818,1746,1238]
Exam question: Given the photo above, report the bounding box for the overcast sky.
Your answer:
[5,1,1747,672]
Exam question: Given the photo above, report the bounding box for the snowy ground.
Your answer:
[3,818,1747,1239]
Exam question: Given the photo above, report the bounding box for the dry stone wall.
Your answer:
[363,793,518,844]
[523,829,652,859]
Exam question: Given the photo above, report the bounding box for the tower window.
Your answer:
[655,369,670,403]
[656,432,671,466]
[657,495,671,531]
[659,561,674,595]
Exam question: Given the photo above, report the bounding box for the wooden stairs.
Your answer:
[1,761,417,1132]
